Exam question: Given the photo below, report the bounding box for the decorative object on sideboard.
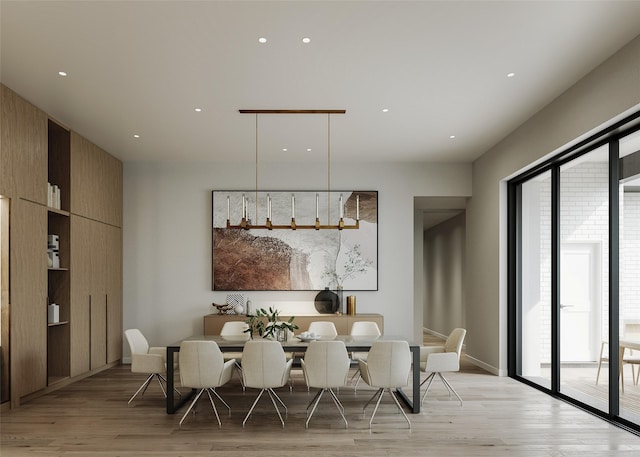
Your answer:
[244,307,298,341]
[227,109,359,231]
[314,288,340,314]
[347,295,357,315]
[212,303,235,314]
[226,293,245,314]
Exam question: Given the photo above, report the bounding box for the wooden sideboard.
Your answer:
[204,313,383,335]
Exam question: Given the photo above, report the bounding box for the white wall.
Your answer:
[123,160,471,354]
[423,212,465,336]
[466,34,640,375]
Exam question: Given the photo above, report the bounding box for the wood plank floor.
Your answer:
[2,337,640,456]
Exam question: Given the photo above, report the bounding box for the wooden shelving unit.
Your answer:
[46,119,71,384]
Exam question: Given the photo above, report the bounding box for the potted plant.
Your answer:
[244,306,298,341]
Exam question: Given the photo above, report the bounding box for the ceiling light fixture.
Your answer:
[229,109,359,230]
[194,108,202,112]
[133,134,140,138]
[449,135,456,139]
[382,108,389,113]
[58,71,67,77]
[302,37,311,44]
[507,72,515,78]
[258,37,267,43]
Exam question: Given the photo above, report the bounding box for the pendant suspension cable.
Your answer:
[255,113,258,222]
[327,112,331,224]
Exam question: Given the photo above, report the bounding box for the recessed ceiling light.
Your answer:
[507,72,515,78]
[302,37,311,44]
[58,71,67,77]
[306,148,312,152]
[382,108,389,113]
[449,135,456,139]
[258,37,267,44]
[194,108,202,112]
[133,134,140,139]
[282,148,288,152]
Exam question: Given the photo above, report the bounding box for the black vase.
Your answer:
[314,288,340,314]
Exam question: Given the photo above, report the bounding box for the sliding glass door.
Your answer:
[510,114,640,433]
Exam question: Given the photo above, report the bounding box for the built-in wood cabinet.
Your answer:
[0,85,47,202]
[1,84,123,408]
[71,132,123,227]
[204,313,384,335]
[10,199,48,402]
[70,216,121,375]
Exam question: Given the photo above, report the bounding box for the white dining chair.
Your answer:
[124,328,180,406]
[349,321,382,391]
[307,321,338,338]
[420,328,466,405]
[220,321,249,389]
[241,339,293,428]
[358,340,412,429]
[301,340,350,428]
[178,340,235,428]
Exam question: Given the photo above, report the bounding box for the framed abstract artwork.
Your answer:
[212,190,378,291]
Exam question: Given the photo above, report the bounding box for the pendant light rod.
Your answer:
[239,109,346,114]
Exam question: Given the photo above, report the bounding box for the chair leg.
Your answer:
[327,388,348,429]
[243,389,266,428]
[363,388,384,412]
[157,374,181,398]
[266,389,286,428]
[268,388,288,416]
[209,388,231,416]
[179,388,205,428]
[305,388,325,428]
[205,389,222,428]
[437,373,463,406]
[388,389,411,429]
[420,372,436,405]
[128,373,155,405]
[234,362,245,391]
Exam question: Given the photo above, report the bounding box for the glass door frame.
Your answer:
[508,110,640,433]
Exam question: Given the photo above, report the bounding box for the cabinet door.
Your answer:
[90,222,107,370]
[70,215,91,376]
[0,85,47,202]
[106,225,122,363]
[10,199,47,401]
[70,133,122,227]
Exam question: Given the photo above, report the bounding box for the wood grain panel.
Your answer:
[90,221,107,370]
[69,215,91,376]
[70,133,122,226]
[10,199,47,403]
[0,85,47,204]
[106,225,122,363]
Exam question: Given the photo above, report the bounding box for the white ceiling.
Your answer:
[2,1,640,165]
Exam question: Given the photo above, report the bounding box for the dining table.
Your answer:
[165,334,421,414]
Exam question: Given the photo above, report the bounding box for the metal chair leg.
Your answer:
[420,372,436,405]
[179,389,205,428]
[438,373,463,405]
[128,373,155,405]
[242,389,266,428]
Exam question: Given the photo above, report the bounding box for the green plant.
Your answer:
[244,306,298,339]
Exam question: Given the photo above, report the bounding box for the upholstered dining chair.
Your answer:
[220,321,250,389]
[420,327,466,405]
[241,339,294,428]
[301,340,351,428]
[124,328,180,406]
[349,321,382,391]
[358,340,412,429]
[307,321,339,338]
[178,340,235,428]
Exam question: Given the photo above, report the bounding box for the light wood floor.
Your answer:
[2,337,640,456]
